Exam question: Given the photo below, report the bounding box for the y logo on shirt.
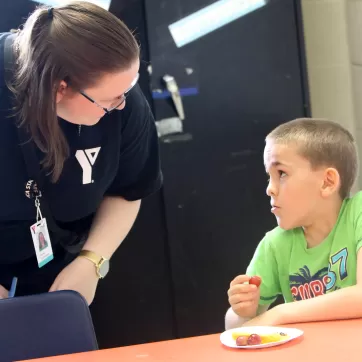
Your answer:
[75,147,101,184]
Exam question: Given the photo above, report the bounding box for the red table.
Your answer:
[24,319,362,361]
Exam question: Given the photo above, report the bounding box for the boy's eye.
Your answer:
[279,171,286,177]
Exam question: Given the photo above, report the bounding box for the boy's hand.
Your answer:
[228,275,260,318]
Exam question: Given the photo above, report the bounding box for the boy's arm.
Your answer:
[225,232,281,329]
[225,304,269,330]
[244,247,362,326]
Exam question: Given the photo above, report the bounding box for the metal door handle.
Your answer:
[163,74,185,120]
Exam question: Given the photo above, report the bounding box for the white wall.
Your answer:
[301,0,360,192]
[347,0,362,191]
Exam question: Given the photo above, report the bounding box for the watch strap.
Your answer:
[79,250,104,266]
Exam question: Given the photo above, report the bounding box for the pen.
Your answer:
[8,277,18,298]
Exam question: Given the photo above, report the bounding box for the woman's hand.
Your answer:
[49,257,99,305]
[0,285,8,299]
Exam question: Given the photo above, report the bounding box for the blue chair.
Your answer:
[0,290,98,362]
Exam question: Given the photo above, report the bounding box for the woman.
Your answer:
[38,232,48,252]
[0,2,162,304]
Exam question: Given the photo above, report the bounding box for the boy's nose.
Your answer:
[266,180,277,197]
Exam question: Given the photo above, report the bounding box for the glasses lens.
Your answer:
[107,75,139,112]
[109,96,126,111]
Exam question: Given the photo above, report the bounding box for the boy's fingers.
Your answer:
[232,300,256,313]
[230,275,251,287]
[229,292,257,305]
[228,283,257,296]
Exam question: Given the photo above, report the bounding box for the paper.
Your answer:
[169,0,267,48]
[32,0,111,10]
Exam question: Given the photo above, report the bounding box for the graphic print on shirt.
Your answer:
[289,247,348,300]
[75,147,101,184]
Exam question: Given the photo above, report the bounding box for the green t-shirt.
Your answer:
[246,191,362,305]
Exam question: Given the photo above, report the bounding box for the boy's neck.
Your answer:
[302,197,344,248]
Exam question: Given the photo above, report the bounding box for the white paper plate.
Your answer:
[220,326,303,349]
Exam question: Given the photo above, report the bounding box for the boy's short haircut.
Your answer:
[266,118,358,199]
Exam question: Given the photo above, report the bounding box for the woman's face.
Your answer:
[56,60,140,126]
[39,232,45,244]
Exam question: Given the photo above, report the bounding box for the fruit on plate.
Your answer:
[235,336,248,346]
[247,334,262,345]
[232,331,289,345]
[249,276,261,287]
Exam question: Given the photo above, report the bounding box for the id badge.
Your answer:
[30,218,54,268]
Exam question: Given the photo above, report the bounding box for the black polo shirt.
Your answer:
[0,33,162,263]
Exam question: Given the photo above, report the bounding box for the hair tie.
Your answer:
[48,7,54,19]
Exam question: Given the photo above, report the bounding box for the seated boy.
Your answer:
[225,118,361,329]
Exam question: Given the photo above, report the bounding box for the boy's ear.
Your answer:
[321,167,340,197]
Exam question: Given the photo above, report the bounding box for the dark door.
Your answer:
[145,0,309,338]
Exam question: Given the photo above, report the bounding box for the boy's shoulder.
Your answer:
[343,191,362,219]
[347,190,362,206]
[262,226,295,250]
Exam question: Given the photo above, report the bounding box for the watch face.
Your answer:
[99,260,110,278]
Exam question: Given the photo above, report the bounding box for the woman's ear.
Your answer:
[321,167,340,198]
[56,80,68,104]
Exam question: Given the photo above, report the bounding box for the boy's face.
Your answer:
[264,140,326,230]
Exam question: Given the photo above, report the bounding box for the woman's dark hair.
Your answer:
[11,1,140,182]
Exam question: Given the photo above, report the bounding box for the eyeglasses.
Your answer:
[79,73,139,114]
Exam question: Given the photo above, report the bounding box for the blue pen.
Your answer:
[8,277,18,298]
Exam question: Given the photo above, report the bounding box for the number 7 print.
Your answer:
[326,248,348,292]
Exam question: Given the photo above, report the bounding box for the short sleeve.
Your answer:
[106,84,163,201]
[246,233,281,305]
[351,192,362,252]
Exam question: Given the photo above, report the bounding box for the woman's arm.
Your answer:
[83,196,141,258]
[50,196,140,304]
[50,85,161,304]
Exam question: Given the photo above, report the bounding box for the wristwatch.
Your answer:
[79,250,110,279]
